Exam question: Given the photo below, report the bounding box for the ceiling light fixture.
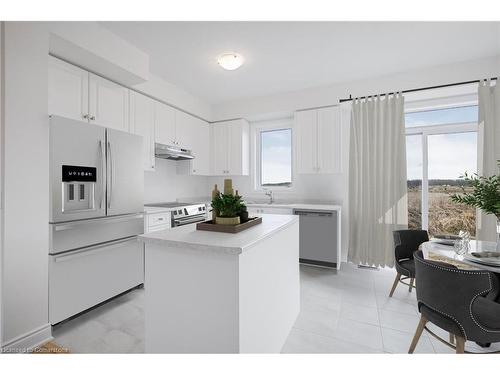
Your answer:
[217,52,244,71]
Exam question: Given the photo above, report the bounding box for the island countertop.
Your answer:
[139,214,299,255]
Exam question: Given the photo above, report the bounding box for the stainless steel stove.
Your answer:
[145,202,207,227]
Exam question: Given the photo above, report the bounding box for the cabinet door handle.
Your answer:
[83,114,89,120]
[90,115,96,121]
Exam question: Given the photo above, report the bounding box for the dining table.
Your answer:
[420,239,500,273]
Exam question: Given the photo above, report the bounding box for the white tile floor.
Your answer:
[52,263,499,353]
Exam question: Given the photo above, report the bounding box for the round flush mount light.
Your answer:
[217,52,244,71]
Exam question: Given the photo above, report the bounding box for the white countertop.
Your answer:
[143,206,176,214]
[246,203,342,211]
[139,214,299,255]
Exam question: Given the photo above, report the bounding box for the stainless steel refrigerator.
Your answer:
[49,115,144,324]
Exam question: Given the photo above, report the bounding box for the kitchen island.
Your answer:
[139,214,300,353]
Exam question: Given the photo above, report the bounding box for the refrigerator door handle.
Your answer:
[107,140,113,209]
[53,213,144,232]
[53,236,137,263]
[98,140,105,209]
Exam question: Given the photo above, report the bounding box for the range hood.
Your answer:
[155,143,194,160]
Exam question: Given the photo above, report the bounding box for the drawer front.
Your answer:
[49,237,144,324]
[248,207,293,215]
[50,214,144,254]
[147,224,171,233]
[147,212,171,228]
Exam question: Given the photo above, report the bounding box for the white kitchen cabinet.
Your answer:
[48,56,89,122]
[175,110,197,150]
[211,121,229,175]
[155,101,176,146]
[248,206,293,215]
[294,109,317,174]
[130,91,156,171]
[210,119,249,176]
[89,73,130,132]
[145,211,172,233]
[155,102,199,152]
[48,56,129,132]
[177,115,210,176]
[294,106,342,174]
[191,118,210,175]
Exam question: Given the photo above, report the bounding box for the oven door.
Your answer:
[173,214,207,227]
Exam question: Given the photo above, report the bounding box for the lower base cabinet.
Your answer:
[49,237,144,324]
[247,207,293,216]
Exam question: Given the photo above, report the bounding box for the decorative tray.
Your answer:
[464,252,500,267]
[196,217,262,234]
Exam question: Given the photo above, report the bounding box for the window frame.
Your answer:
[251,118,294,192]
[405,115,478,231]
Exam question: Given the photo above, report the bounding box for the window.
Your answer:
[405,105,478,237]
[255,123,293,190]
[405,105,478,128]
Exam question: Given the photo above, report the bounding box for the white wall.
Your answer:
[48,22,150,86]
[1,22,50,347]
[0,21,4,348]
[144,159,209,204]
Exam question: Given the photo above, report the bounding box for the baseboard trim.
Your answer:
[1,324,53,353]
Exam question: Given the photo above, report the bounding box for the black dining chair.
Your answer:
[409,250,500,354]
[389,230,429,297]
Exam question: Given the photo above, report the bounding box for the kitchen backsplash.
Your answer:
[144,158,209,204]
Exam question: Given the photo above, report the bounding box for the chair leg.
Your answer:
[409,315,428,354]
[449,333,455,345]
[455,336,466,354]
[389,272,401,297]
[409,278,415,292]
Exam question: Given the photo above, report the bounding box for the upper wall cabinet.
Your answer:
[176,116,210,176]
[294,106,342,174]
[210,119,249,176]
[49,56,89,122]
[129,91,156,171]
[88,73,129,132]
[155,102,197,151]
[175,110,197,151]
[155,102,176,146]
[49,56,130,132]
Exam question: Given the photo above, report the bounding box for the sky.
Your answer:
[405,106,478,180]
[261,128,292,185]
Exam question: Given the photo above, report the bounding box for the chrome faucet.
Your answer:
[264,189,274,204]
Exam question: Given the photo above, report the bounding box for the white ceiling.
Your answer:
[101,22,500,105]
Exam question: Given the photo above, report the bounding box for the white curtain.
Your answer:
[348,94,408,267]
[477,79,500,241]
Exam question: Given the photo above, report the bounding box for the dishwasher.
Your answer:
[294,209,340,269]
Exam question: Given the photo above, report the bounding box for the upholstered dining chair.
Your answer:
[389,230,429,297]
[409,250,500,354]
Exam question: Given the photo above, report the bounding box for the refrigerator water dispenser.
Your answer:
[61,165,97,213]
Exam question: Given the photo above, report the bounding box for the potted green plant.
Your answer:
[449,161,500,250]
[211,192,245,225]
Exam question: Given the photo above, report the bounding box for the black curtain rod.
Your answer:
[338,77,498,103]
